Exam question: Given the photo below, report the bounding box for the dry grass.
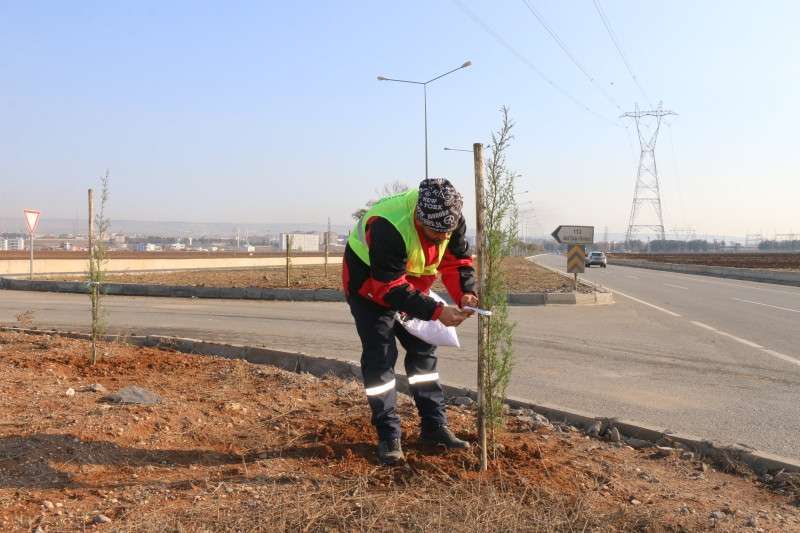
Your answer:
[116,472,656,533]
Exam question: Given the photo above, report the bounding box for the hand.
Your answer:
[438,305,469,327]
[460,294,479,316]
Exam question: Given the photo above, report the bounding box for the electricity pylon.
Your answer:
[622,103,676,244]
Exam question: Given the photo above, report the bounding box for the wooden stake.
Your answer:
[473,142,488,472]
[325,217,330,278]
[88,189,97,365]
[28,232,34,280]
[285,234,292,288]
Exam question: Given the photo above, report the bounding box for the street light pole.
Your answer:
[378,61,472,178]
[424,84,428,178]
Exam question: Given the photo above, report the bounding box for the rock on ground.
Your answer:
[92,514,112,524]
[81,383,108,393]
[449,396,474,406]
[102,385,161,405]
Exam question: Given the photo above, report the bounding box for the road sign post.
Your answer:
[23,209,41,280]
[552,225,593,290]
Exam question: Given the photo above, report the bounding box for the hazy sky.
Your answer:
[2,1,798,238]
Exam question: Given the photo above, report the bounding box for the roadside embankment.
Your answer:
[1,326,797,533]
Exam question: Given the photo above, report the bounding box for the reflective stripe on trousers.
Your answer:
[408,372,439,385]
[365,379,396,397]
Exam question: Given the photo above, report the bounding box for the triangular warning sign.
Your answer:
[23,209,41,234]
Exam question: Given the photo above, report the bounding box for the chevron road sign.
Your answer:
[567,245,586,274]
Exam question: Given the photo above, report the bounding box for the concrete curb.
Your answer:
[0,276,342,303]
[610,258,800,287]
[0,276,586,307]
[2,325,796,476]
[526,256,615,305]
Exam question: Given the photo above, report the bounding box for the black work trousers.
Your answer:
[347,295,447,441]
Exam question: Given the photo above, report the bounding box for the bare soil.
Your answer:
[47,257,577,294]
[1,330,797,532]
[611,253,800,270]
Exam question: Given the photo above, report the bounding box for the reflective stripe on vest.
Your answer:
[347,189,450,276]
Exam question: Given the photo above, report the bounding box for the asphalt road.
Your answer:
[1,260,799,459]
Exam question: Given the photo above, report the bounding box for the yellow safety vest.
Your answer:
[347,189,450,276]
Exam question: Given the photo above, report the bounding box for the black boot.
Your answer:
[377,438,405,465]
[419,425,470,449]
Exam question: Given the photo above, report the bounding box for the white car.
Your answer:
[585,251,607,268]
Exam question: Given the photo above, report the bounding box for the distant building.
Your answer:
[6,238,25,251]
[169,242,186,251]
[0,239,6,251]
[133,243,160,252]
[279,233,319,252]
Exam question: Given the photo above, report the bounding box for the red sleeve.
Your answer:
[438,249,474,305]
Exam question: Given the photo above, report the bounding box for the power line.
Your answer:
[519,0,622,112]
[592,0,652,107]
[519,0,640,164]
[452,0,620,128]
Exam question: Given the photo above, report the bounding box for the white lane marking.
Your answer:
[762,349,800,368]
[732,298,800,314]
[612,289,682,317]
[600,279,800,369]
[690,321,800,367]
[616,266,800,296]
[690,321,761,348]
[664,283,689,290]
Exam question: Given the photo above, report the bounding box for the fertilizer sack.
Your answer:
[396,290,460,348]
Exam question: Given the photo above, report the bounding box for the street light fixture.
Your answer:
[443,147,473,153]
[378,60,472,178]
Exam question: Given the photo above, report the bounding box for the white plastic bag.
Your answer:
[396,290,460,348]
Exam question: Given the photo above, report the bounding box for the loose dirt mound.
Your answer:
[45,257,575,293]
[0,331,797,531]
[612,253,800,270]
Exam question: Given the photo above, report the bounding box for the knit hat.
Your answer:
[415,178,463,232]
